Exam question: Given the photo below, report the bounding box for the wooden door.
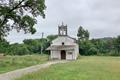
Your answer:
[61,50,66,59]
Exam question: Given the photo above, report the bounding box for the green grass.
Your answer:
[0,54,48,74]
[15,56,120,80]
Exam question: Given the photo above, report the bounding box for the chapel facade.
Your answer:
[47,23,79,60]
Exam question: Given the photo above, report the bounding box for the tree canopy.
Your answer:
[77,26,90,41]
[0,0,46,40]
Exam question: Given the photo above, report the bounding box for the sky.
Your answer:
[6,0,120,43]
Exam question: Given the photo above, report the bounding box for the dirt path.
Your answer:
[0,60,67,80]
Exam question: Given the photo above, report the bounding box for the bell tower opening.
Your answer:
[58,22,68,36]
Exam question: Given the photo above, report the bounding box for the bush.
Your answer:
[108,51,120,56]
[16,46,30,55]
[88,47,98,55]
[9,44,31,55]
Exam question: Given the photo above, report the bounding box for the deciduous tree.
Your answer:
[77,26,89,41]
[0,0,46,40]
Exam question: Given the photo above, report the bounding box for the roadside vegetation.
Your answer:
[0,54,48,74]
[15,56,120,80]
[0,31,120,56]
[0,35,58,55]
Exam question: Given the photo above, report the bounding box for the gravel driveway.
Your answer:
[0,60,67,80]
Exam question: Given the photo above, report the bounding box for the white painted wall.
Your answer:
[50,36,79,60]
[52,36,76,46]
[66,50,74,60]
[51,49,79,60]
[74,44,79,59]
[51,51,60,59]
[66,44,79,60]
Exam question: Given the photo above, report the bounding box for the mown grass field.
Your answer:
[15,56,120,80]
[0,54,48,74]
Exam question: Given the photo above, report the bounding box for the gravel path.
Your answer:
[0,60,67,80]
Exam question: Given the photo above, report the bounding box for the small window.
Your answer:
[68,52,72,55]
[62,42,64,45]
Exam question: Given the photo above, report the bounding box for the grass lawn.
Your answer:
[15,56,120,80]
[0,54,48,74]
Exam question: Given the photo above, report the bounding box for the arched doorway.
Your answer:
[61,50,66,59]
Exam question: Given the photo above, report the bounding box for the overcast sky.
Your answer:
[6,0,120,43]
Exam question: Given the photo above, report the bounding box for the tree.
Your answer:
[0,0,46,40]
[47,35,58,42]
[77,26,85,41]
[114,35,120,54]
[79,40,95,55]
[77,26,90,55]
[23,38,49,54]
[9,43,30,55]
[77,26,89,41]
[0,39,10,55]
[84,30,89,40]
[88,47,98,55]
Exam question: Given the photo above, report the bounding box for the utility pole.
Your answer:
[41,32,44,54]
[42,32,44,38]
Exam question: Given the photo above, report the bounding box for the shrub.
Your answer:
[88,47,98,55]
